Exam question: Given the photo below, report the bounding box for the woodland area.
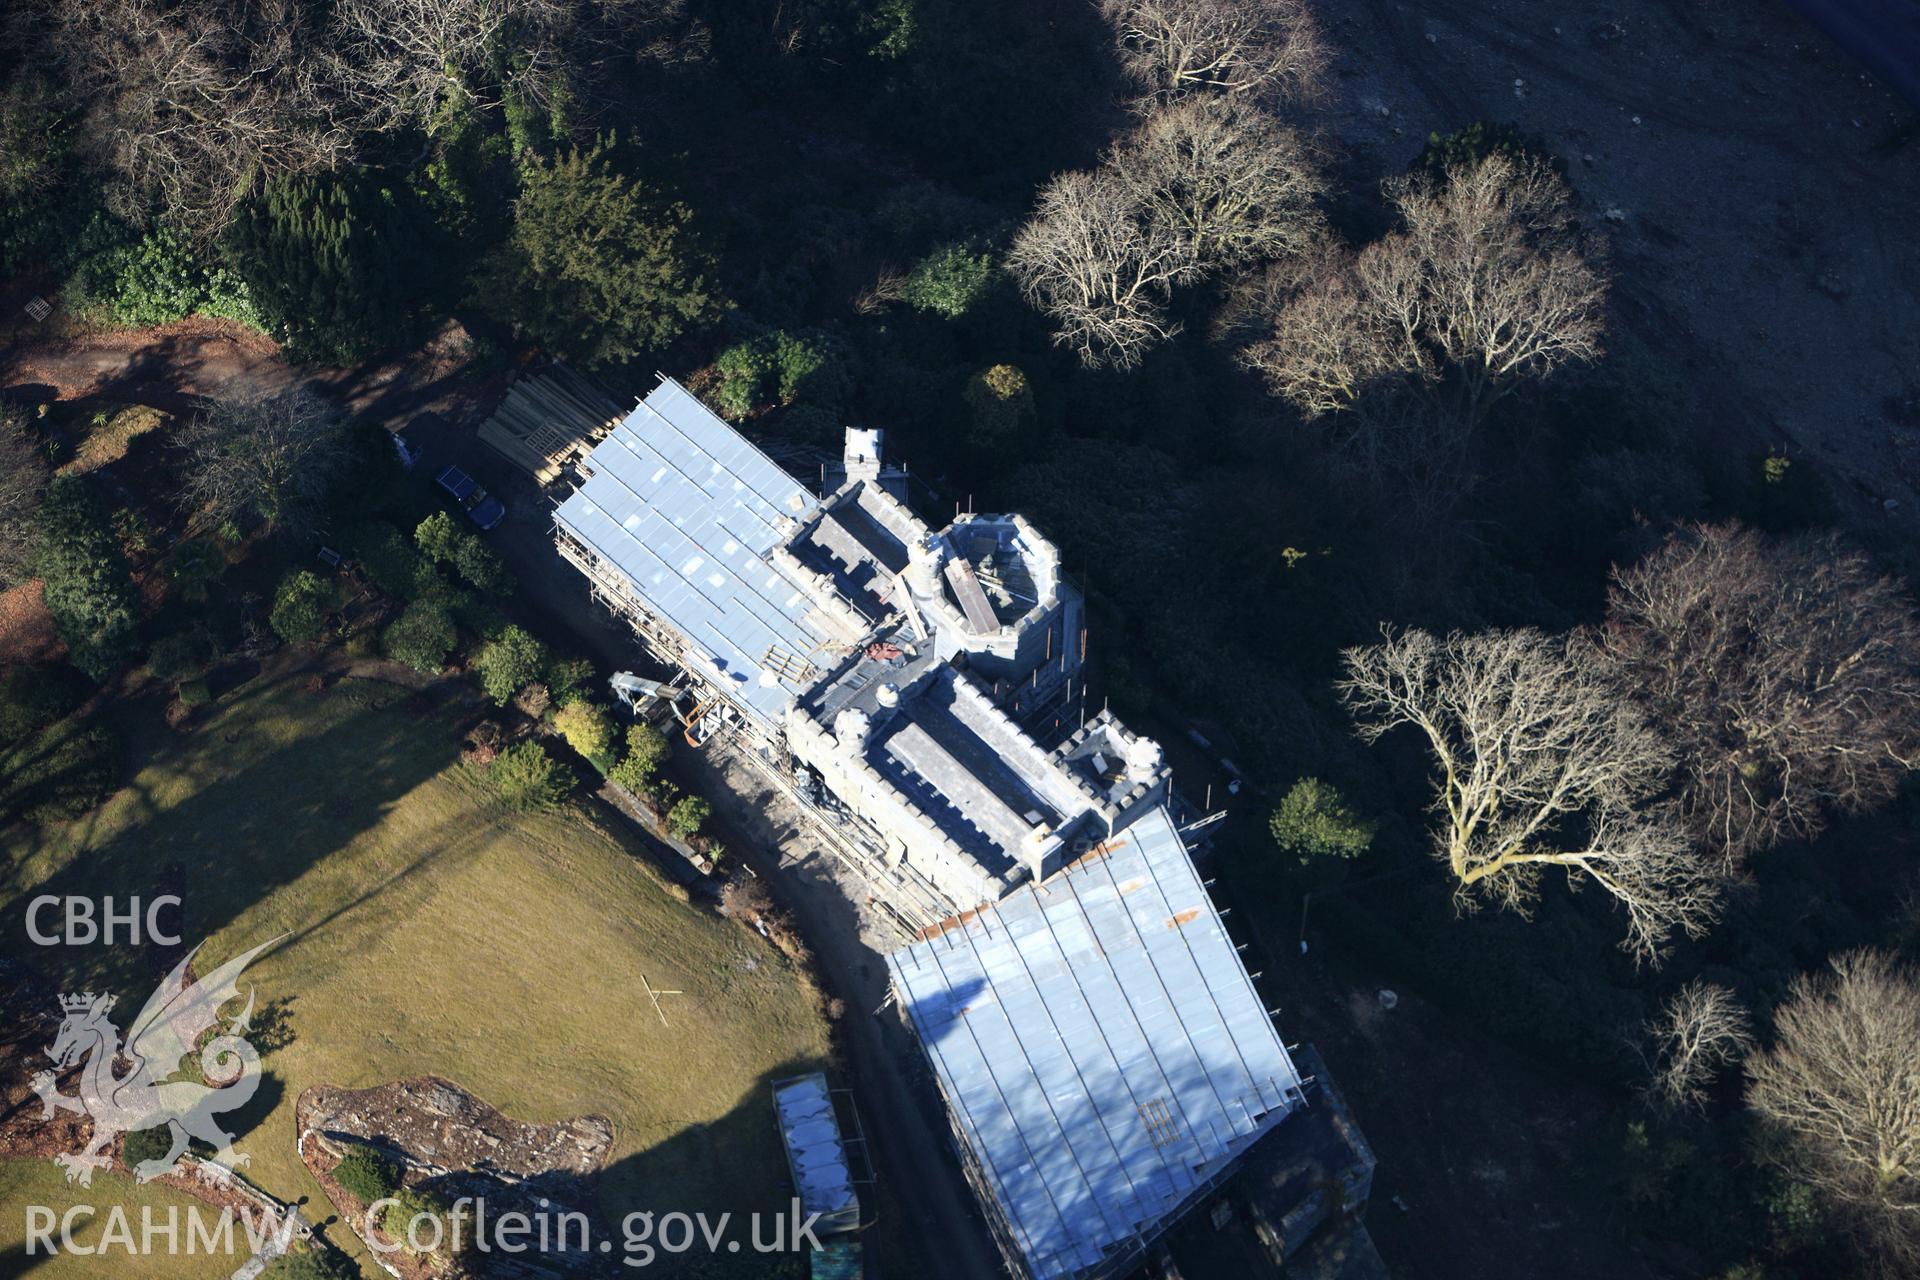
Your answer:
[2,2,1918,1278]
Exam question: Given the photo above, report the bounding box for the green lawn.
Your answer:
[2,669,831,1275]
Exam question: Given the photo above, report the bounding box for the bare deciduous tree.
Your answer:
[1746,950,1920,1273]
[1388,154,1605,425]
[1101,0,1330,103]
[177,386,353,540]
[46,0,356,238]
[1011,97,1325,368]
[1599,523,1920,865]
[1246,153,1605,433]
[1114,95,1325,273]
[1339,626,1718,963]
[1242,251,1396,415]
[1641,980,1753,1113]
[0,408,48,589]
[1008,167,1197,370]
[329,0,572,135]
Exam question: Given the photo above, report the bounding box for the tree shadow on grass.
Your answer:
[0,665,465,1021]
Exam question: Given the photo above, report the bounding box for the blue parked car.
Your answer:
[435,464,507,531]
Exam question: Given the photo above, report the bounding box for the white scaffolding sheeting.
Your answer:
[887,805,1302,1280]
[553,379,827,727]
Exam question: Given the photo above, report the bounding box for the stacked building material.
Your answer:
[478,365,623,485]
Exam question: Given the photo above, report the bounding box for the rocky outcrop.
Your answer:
[298,1077,611,1183]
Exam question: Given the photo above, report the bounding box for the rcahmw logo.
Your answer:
[33,939,277,1185]
[23,1203,298,1258]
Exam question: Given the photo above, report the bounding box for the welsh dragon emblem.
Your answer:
[32,939,278,1186]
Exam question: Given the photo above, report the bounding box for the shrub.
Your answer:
[60,217,266,332]
[103,227,204,328]
[263,1248,356,1279]
[63,212,138,311]
[490,740,568,811]
[714,329,849,417]
[608,754,655,795]
[1268,778,1376,865]
[381,600,457,674]
[349,522,433,600]
[413,511,461,563]
[667,795,711,839]
[963,364,1034,444]
[713,337,777,419]
[113,507,155,557]
[545,656,596,707]
[772,329,849,409]
[625,725,672,775]
[147,630,215,683]
[0,719,120,824]
[167,538,226,602]
[451,535,514,595]
[122,1125,174,1170]
[329,1144,400,1204]
[451,593,506,640]
[0,665,84,748]
[553,699,614,760]
[613,721,673,793]
[270,570,334,645]
[35,475,139,680]
[177,679,213,707]
[903,240,997,318]
[199,267,263,330]
[474,626,547,705]
[1741,449,1834,533]
[382,1186,448,1254]
[514,681,551,719]
[1416,121,1562,181]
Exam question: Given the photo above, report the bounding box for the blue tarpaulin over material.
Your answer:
[554,379,827,726]
[773,1073,862,1234]
[888,806,1302,1280]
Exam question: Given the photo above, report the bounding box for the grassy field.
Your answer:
[1,668,833,1275]
[0,1162,234,1278]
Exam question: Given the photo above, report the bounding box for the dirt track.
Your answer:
[0,316,494,431]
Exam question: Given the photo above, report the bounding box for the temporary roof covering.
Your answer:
[887,805,1301,1280]
[554,378,827,725]
[772,1073,862,1234]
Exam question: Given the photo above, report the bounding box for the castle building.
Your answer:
[551,376,1372,1280]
